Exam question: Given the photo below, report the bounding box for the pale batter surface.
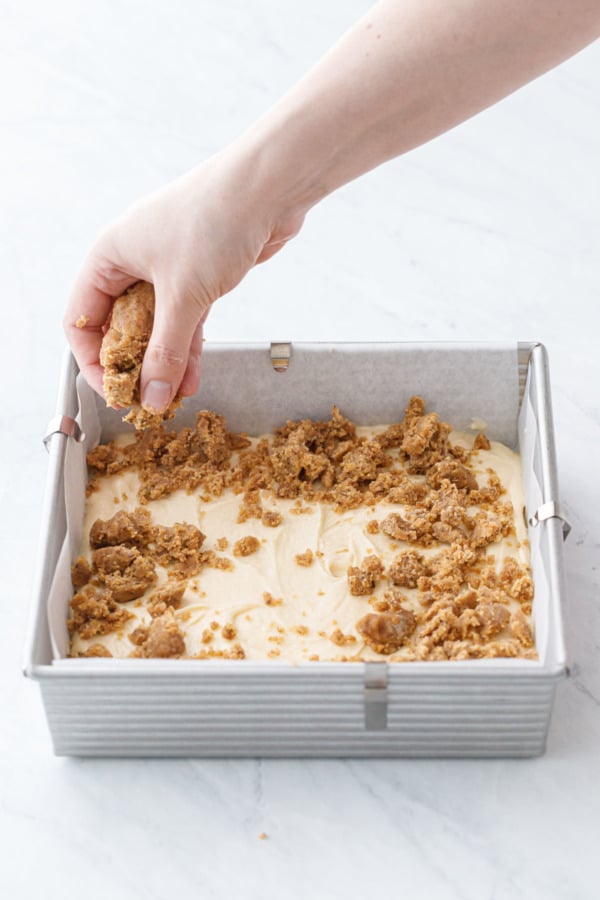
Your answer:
[68,398,536,662]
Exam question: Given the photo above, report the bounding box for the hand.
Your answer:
[64,149,306,411]
[67,0,600,416]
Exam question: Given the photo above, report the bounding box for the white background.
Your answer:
[1,2,599,898]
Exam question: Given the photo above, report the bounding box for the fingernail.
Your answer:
[142,380,172,412]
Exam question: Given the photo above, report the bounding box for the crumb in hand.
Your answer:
[99,281,181,429]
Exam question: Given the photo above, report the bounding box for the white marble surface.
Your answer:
[1,1,599,897]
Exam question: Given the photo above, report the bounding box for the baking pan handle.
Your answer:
[43,414,85,451]
[528,500,571,541]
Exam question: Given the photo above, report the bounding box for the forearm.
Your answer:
[236,0,600,218]
[67,0,599,407]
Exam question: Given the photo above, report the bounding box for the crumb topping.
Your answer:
[473,432,491,451]
[71,555,91,588]
[91,545,156,602]
[347,556,384,596]
[77,643,112,657]
[295,549,314,567]
[233,535,260,557]
[68,585,134,639]
[262,510,283,527]
[222,623,237,640]
[151,522,206,578]
[330,628,357,646]
[129,610,186,658]
[357,610,417,654]
[89,508,153,549]
[147,581,186,617]
[100,281,181,429]
[70,396,535,662]
[388,551,429,588]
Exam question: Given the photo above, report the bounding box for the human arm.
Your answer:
[65,0,600,411]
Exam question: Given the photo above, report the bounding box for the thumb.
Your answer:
[140,289,200,413]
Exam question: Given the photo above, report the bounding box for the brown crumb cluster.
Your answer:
[357,609,417,654]
[76,643,113,658]
[91,545,156,600]
[89,507,153,549]
[152,523,207,578]
[233,535,260,557]
[330,628,357,646]
[100,281,181,429]
[69,506,219,654]
[222,623,237,640]
[68,584,134,639]
[193,642,246,660]
[347,556,384,596]
[295,549,314,567]
[388,551,429,588]
[71,395,535,662]
[147,581,187,618]
[262,510,283,528]
[129,610,186,658]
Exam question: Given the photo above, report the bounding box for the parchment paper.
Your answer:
[47,342,553,665]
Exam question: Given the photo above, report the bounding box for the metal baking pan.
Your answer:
[23,341,568,757]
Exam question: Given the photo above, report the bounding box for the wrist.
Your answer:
[226,103,336,230]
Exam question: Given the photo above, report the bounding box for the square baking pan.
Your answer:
[24,341,569,757]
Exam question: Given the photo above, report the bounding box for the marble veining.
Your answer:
[1,1,599,897]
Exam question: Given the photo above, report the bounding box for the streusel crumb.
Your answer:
[357,610,417,654]
[70,396,535,662]
[129,610,186,658]
[233,536,260,557]
[295,549,314,567]
[347,556,384,596]
[100,281,181,429]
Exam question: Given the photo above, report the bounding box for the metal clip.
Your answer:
[364,662,388,730]
[529,500,571,541]
[43,415,85,452]
[270,341,291,373]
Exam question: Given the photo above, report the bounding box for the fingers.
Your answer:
[140,288,206,412]
[64,260,138,397]
[179,310,209,398]
[67,248,208,409]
